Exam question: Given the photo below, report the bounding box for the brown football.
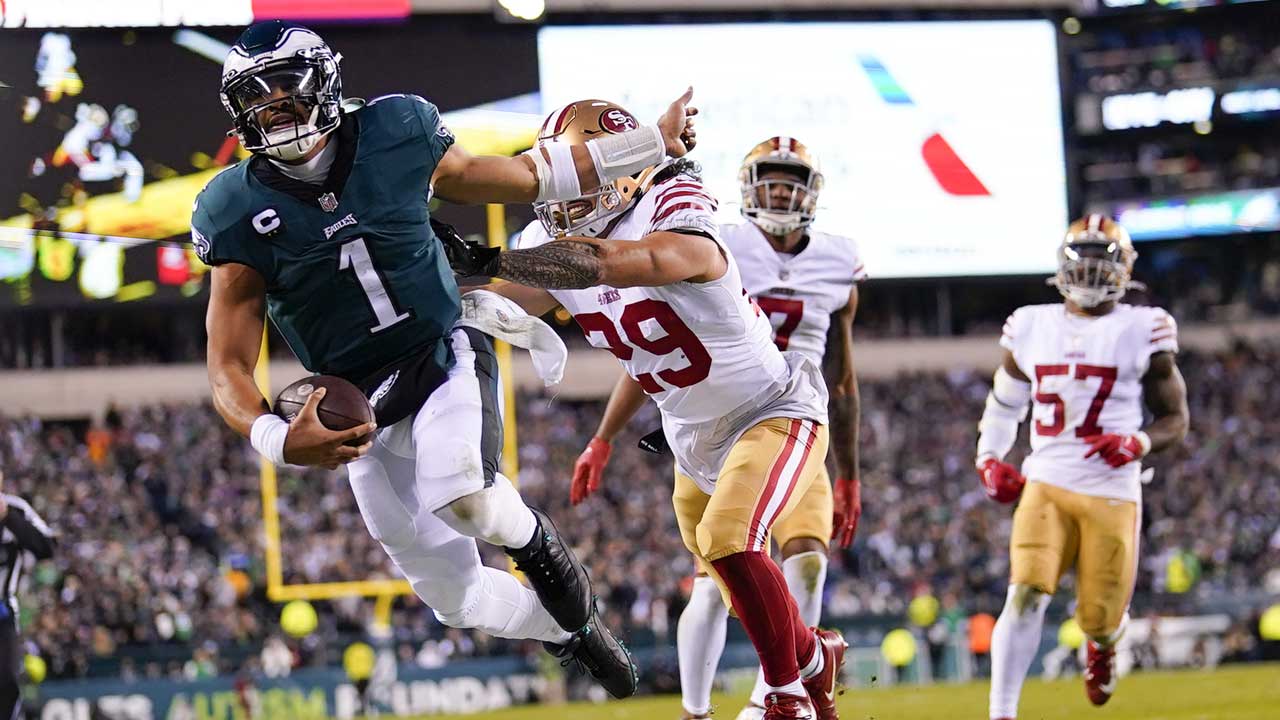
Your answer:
[273,375,375,446]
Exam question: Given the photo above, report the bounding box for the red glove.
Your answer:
[1083,433,1149,468]
[977,457,1026,504]
[832,476,862,549]
[570,437,612,505]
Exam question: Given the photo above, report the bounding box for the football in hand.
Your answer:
[273,375,375,446]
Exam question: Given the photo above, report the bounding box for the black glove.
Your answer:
[638,427,670,455]
[432,218,501,277]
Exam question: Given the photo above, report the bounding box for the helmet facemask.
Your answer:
[1053,238,1135,308]
[221,51,342,162]
[740,162,822,236]
[534,177,639,238]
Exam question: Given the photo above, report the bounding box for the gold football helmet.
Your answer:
[532,99,658,238]
[1051,214,1140,308]
[739,136,824,236]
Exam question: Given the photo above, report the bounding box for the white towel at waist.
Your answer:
[457,289,567,387]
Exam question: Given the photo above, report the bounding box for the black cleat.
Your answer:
[545,604,639,699]
[506,507,592,632]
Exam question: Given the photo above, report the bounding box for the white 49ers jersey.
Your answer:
[1002,303,1179,502]
[722,223,866,366]
[515,171,828,492]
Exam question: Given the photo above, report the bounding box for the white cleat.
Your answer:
[735,704,766,720]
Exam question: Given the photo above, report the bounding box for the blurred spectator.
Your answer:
[1070,21,1280,96]
[5,244,1280,370]
[1079,139,1280,207]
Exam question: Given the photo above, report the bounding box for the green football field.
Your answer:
[442,664,1279,720]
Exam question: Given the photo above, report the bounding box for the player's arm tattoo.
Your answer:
[495,240,605,289]
[1141,351,1190,453]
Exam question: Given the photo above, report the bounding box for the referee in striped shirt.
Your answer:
[0,471,55,720]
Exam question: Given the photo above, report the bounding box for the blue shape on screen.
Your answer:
[858,55,914,106]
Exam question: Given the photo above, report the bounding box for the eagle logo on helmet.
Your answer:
[533,99,660,238]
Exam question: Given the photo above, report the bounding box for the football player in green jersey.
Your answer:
[198,21,697,698]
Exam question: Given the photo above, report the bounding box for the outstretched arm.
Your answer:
[431,144,597,205]
[492,231,727,289]
[431,88,697,205]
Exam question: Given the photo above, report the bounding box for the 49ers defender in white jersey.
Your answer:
[563,136,864,720]
[976,215,1189,720]
[682,136,864,720]
[515,189,828,491]
[1000,302,1178,503]
[453,100,849,720]
[725,222,866,365]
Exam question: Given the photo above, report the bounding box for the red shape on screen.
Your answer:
[921,133,991,197]
[157,245,191,285]
[251,0,410,21]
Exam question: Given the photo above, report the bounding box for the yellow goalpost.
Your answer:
[255,204,519,618]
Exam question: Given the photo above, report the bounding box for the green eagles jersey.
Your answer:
[192,94,459,382]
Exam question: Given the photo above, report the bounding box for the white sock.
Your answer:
[1091,612,1129,648]
[677,576,729,716]
[749,551,829,704]
[989,585,1051,720]
[434,567,572,645]
[799,635,825,679]
[435,473,538,549]
[783,551,828,627]
[766,678,806,698]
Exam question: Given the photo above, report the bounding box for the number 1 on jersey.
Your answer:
[339,237,412,334]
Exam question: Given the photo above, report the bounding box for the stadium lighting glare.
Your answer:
[495,0,545,23]
[1062,17,1082,35]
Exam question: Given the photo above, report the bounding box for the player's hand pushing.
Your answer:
[283,387,376,469]
[657,87,698,157]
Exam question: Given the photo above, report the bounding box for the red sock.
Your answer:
[711,551,807,687]
[795,611,816,667]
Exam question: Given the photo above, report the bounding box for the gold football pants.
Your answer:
[672,417,829,610]
[1010,480,1139,638]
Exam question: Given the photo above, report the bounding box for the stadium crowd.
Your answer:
[1070,21,1279,96]
[8,255,1280,371]
[1077,138,1280,207]
[2,340,1277,680]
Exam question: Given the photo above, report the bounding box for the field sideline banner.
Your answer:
[33,657,550,720]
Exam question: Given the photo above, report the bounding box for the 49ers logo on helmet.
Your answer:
[599,108,638,133]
